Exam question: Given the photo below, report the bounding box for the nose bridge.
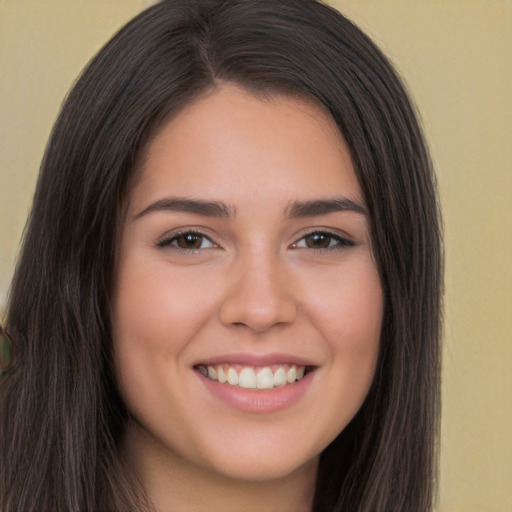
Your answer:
[219,244,297,332]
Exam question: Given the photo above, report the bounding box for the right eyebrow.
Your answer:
[285,197,367,218]
[133,197,235,220]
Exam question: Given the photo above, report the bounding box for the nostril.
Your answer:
[219,290,298,332]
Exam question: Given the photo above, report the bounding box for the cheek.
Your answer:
[111,259,219,408]
[112,258,219,353]
[332,271,382,374]
[301,258,382,398]
[304,258,383,345]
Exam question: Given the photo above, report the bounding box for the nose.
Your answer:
[219,250,298,333]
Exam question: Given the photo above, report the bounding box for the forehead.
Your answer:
[129,85,362,212]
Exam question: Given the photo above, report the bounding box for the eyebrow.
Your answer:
[286,197,367,218]
[134,197,234,220]
[134,195,367,221]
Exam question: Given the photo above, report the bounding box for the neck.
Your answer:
[121,422,318,512]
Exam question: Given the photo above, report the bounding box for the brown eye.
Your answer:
[157,231,214,250]
[175,233,204,249]
[292,231,355,250]
[304,233,332,249]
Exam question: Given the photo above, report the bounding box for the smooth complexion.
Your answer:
[112,85,383,512]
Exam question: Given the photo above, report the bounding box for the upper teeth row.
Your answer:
[198,364,306,390]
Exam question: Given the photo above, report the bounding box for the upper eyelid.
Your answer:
[293,227,355,242]
[155,226,356,248]
[156,228,216,247]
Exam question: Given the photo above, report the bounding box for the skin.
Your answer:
[112,85,383,512]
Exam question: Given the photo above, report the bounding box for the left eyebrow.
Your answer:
[285,197,367,218]
[134,197,234,220]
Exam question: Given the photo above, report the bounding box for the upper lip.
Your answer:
[193,352,317,368]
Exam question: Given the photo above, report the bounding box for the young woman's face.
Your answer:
[112,86,382,484]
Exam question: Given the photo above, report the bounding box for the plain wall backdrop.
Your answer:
[1,1,511,510]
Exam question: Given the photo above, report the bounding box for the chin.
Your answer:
[193,434,321,483]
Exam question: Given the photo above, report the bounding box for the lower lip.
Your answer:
[196,370,315,414]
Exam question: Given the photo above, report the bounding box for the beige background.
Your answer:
[1,1,511,510]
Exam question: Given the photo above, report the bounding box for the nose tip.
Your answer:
[219,260,298,333]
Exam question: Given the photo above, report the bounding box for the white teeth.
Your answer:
[256,367,274,390]
[227,367,239,386]
[217,366,227,383]
[273,367,287,387]
[199,363,309,389]
[239,368,257,389]
[287,365,297,384]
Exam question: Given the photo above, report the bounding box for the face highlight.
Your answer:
[112,85,382,489]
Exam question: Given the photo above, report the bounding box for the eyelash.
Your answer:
[156,230,215,252]
[156,229,355,254]
[291,230,355,251]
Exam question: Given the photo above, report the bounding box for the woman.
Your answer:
[0,1,442,511]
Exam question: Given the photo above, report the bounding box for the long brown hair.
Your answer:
[0,1,442,510]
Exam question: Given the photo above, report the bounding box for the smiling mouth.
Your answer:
[195,364,314,390]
